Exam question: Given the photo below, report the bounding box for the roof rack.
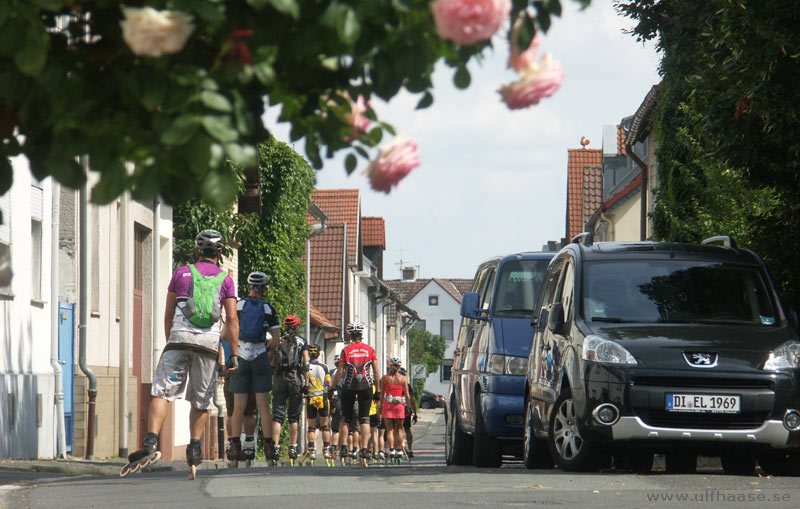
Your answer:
[701,236,737,249]
[571,232,593,246]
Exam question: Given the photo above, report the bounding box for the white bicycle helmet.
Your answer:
[346,321,364,335]
[247,271,269,287]
[388,356,401,367]
[195,229,224,253]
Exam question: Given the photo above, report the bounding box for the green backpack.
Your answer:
[180,264,228,328]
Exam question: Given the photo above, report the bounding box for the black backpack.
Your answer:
[275,337,302,378]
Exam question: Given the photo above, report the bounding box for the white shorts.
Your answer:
[151,348,218,410]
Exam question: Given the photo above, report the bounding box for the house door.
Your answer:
[58,302,75,453]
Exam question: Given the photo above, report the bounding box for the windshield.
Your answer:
[492,259,549,318]
[582,260,777,325]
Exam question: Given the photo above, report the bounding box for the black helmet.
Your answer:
[308,344,320,359]
[247,271,269,287]
[195,229,224,253]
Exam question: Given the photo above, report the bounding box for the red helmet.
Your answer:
[284,315,301,328]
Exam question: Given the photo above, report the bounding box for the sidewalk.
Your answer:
[0,408,443,478]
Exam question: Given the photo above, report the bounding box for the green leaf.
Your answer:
[267,0,299,19]
[202,115,239,143]
[14,44,46,77]
[201,90,233,112]
[225,143,257,167]
[246,0,271,9]
[367,127,383,145]
[337,6,361,45]
[345,153,357,174]
[91,162,129,204]
[416,91,433,110]
[253,60,275,86]
[231,89,254,135]
[354,146,369,160]
[454,66,471,89]
[161,115,199,146]
[183,134,211,176]
[30,0,62,11]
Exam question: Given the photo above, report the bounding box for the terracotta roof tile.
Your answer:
[361,216,386,249]
[583,165,603,226]
[308,224,346,329]
[310,303,338,331]
[310,189,360,267]
[567,146,602,240]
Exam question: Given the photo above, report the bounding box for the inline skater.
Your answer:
[122,230,238,480]
[381,357,412,464]
[219,337,258,467]
[399,366,419,459]
[328,354,342,462]
[302,344,334,466]
[368,383,381,462]
[227,271,281,467]
[330,321,380,467]
[270,315,309,466]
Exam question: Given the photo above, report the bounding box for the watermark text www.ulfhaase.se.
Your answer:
[646,490,792,503]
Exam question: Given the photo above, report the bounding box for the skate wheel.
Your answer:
[139,457,151,469]
[130,462,141,474]
[188,465,196,480]
[150,451,161,465]
[310,460,314,467]
[120,464,132,477]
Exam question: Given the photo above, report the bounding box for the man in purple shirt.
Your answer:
[123,229,238,479]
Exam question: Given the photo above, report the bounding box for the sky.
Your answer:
[267,1,661,281]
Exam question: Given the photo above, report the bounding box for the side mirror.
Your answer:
[460,292,488,320]
[547,302,566,335]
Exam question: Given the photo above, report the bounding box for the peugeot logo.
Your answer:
[683,351,719,368]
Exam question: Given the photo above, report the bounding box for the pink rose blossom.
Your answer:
[431,0,511,46]
[499,52,564,110]
[344,94,371,142]
[366,136,421,193]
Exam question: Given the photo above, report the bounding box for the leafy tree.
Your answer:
[238,137,315,322]
[408,327,445,406]
[619,0,800,309]
[0,0,586,208]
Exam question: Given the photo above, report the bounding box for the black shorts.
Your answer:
[306,396,330,419]
[370,414,379,428]
[403,408,412,429]
[229,352,272,393]
[341,388,372,424]
[223,377,257,418]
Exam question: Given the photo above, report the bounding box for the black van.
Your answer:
[445,252,553,467]
[522,234,800,475]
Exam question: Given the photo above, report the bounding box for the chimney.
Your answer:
[401,266,417,282]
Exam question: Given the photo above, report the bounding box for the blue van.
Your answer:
[445,252,554,467]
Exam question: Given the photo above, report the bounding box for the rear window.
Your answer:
[492,259,550,318]
[582,260,777,325]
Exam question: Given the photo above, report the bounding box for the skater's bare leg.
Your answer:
[244,415,256,436]
[338,422,349,447]
[190,407,208,440]
[289,421,299,446]
[405,426,413,450]
[320,416,330,444]
[147,397,169,435]
[230,393,249,441]
[255,392,272,441]
[360,422,371,450]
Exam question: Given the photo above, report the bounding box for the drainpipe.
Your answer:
[626,145,649,241]
[78,160,97,459]
[119,192,130,458]
[152,197,162,371]
[50,180,67,458]
[600,211,614,242]
[341,224,347,341]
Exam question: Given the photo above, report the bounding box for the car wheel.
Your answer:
[665,449,697,474]
[758,451,800,476]
[721,452,756,475]
[445,401,473,466]
[473,394,502,468]
[547,390,605,472]
[523,397,553,469]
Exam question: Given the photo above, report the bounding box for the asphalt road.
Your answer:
[3,410,800,508]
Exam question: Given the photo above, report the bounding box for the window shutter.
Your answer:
[30,185,43,221]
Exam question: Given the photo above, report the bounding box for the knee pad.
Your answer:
[319,425,330,432]
[359,416,370,425]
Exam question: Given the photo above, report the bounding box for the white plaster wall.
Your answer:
[406,280,461,395]
[0,155,57,458]
[610,193,641,242]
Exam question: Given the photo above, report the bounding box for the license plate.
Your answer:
[665,394,741,413]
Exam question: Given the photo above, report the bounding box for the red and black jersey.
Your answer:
[340,342,377,391]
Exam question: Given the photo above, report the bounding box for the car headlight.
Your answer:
[582,335,637,365]
[763,340,800,370]
[487,354,527,375]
